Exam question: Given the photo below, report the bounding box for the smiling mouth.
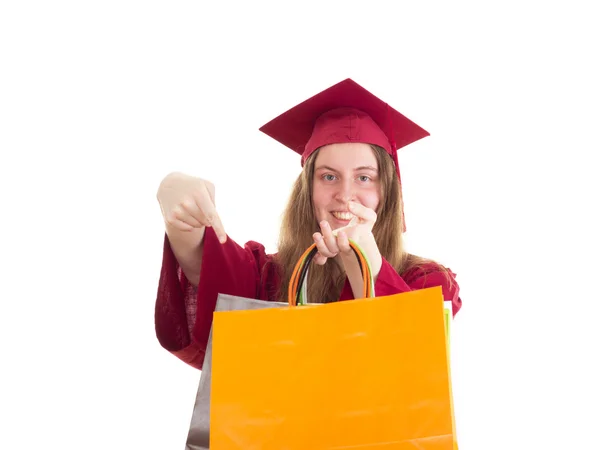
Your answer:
[331,211,355,221]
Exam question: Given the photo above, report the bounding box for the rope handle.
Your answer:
[287,240,375,306]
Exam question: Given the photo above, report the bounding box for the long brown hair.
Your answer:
[274,144,441,303]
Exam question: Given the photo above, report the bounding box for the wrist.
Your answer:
[355,235,382,280]
[339,237,382,282]
[339,253,365,299]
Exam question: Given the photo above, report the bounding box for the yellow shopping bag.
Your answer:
[209,241,458,449]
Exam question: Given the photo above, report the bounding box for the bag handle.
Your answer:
[287,240,375,306]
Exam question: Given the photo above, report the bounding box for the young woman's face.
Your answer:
[312,143,381,230]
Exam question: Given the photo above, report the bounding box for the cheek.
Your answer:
[311,185,330,210]
[359,189,381,211]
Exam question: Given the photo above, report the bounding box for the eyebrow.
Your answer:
[316,165,378,172]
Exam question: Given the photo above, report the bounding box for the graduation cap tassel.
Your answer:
[387,103,407,233]
[385,103,400,177]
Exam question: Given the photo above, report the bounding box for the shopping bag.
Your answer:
[208,241,458,449]
[184,294,288,450]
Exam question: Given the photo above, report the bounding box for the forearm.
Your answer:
[165,224,205,286]
[340,252,372,299]
[338,234,383,299]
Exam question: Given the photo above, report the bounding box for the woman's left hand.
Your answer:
[312,201,383,279]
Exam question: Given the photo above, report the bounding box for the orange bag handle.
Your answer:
[287,240,374,306]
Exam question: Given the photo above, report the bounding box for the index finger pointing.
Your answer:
[196,184,227,243]
[209,212,228,244]
[348,201,377,223]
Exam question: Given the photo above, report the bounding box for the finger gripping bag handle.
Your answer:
[287,240,375,306]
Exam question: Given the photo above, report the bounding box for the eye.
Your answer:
[358,175,371,182]
[322,174,337,181]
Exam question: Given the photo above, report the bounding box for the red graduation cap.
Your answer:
[259,78,430,231]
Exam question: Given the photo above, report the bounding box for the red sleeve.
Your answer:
[154,227,272,370]
[401,261,462,317]
[340,258,462,317]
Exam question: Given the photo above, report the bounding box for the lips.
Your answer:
[331,211,355,221]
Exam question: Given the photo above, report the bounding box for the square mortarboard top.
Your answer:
[258,78,430,174]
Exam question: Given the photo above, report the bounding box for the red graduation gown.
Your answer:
[155,227,462,370]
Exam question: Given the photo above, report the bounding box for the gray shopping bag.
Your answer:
[185,293,287,450]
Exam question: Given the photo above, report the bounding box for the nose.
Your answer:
[334,178,355,203]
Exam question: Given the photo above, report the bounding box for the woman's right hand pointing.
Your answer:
[157,172,227,243]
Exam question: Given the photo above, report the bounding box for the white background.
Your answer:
[1,1,599,449]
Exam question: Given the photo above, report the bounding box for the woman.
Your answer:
[154,79,462,370]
